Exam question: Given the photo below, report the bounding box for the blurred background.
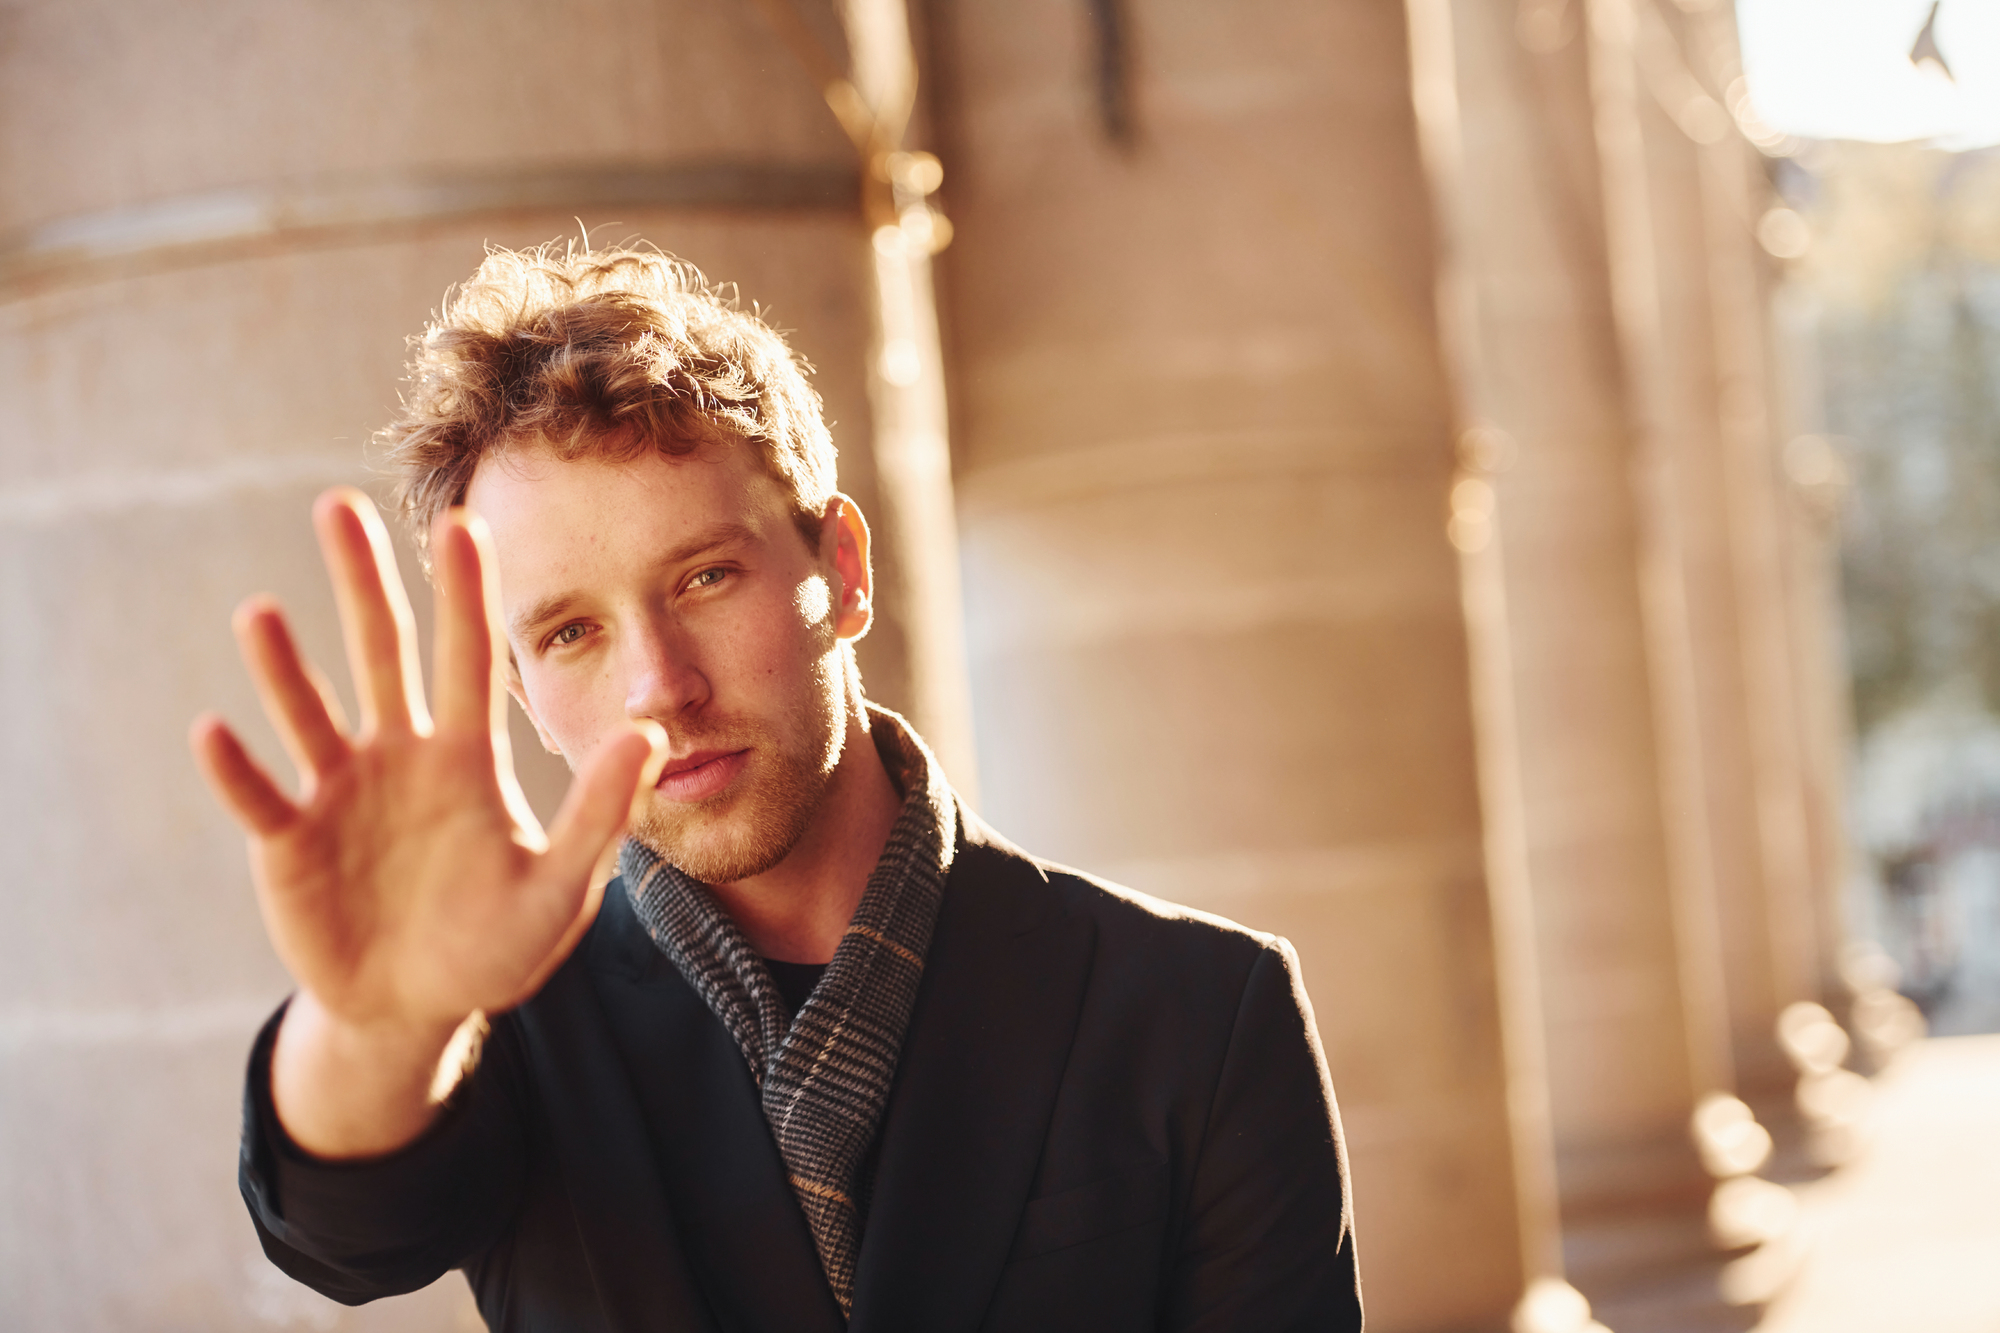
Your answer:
[2,0,1995,1330]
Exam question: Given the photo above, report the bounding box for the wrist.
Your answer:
[285,989,465,1071]
[270,992,469,1159]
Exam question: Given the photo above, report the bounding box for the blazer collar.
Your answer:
[848,811,1100,1333]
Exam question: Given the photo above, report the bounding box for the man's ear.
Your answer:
[503,658,564,755]
[820,494,874,641]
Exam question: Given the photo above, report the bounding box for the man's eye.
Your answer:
[551,623,589,647]
[690,568,727,589]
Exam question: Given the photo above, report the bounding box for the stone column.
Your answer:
[0,3,898,1328]
[754,0,981,789]
[1609,0,1821,1108]
[1424,0,1757,1310]
[1763,264,1867,1022]
[935,1,1547,1327]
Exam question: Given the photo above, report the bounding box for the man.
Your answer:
[193,245,1362,1332]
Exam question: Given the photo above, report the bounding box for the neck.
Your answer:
[708,709,902,964]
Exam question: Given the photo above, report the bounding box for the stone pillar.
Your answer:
[1770,393,1862,1015]
[1694,4,1834,1057]
[1408,3,1613,1328]
[935,1,1545,1327]
[1423,0,1752,1308]
[1763,263,1867,1022]
[0,3,903,1327]
[1613,0,1822,1107]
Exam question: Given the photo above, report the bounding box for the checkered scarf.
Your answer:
[618,708,954,1317]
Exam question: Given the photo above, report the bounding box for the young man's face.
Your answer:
[465,439,862,883]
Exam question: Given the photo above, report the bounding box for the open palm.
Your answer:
[192,488,662,1043]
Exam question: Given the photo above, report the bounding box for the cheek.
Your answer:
[711,585,827,681]
[520,662,623,756]
[793,574,833,626]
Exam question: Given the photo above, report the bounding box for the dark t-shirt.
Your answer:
[762,958,827,1018]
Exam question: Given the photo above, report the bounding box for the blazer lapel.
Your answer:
[511,938,718,1333]
[585,882,846,1333]
[848,816,1099,1333]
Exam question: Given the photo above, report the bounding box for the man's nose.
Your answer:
[622,619,710,724]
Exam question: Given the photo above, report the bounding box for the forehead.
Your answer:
[469,439,779,531]
[463,441,793,591]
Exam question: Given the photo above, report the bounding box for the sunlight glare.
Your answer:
[1737,0,2000,147]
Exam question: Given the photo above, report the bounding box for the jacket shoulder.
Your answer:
[958,809,1282,973]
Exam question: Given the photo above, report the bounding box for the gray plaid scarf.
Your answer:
[618,708,955,1317]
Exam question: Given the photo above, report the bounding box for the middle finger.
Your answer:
[314,487,432,738]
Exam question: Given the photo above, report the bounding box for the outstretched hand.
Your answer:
[191,487,665,1156]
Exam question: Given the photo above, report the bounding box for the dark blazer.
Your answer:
[240,814,1363,1332]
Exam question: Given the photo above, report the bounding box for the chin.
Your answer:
[630,768,824,886]
[622,665,849,884]
[633,819,793,885]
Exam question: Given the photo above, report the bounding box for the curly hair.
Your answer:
[378,243,837,561]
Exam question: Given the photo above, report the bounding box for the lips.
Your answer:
[654,748,749,804]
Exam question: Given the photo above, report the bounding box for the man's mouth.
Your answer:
[654,748,750,804]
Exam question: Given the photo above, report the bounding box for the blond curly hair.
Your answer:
[379,243,837,559]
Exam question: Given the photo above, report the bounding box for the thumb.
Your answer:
[542,721,668,888]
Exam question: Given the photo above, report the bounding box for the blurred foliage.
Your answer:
[1784,143,2000,736]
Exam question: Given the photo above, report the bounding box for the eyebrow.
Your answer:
[506,521,763,644]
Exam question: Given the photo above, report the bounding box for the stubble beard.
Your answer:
[626,647,848,885]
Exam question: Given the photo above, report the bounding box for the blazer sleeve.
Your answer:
[1164,938,1364,1332]
[238,1001,529,1304]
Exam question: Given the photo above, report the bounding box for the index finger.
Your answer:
[431,508,507,738]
